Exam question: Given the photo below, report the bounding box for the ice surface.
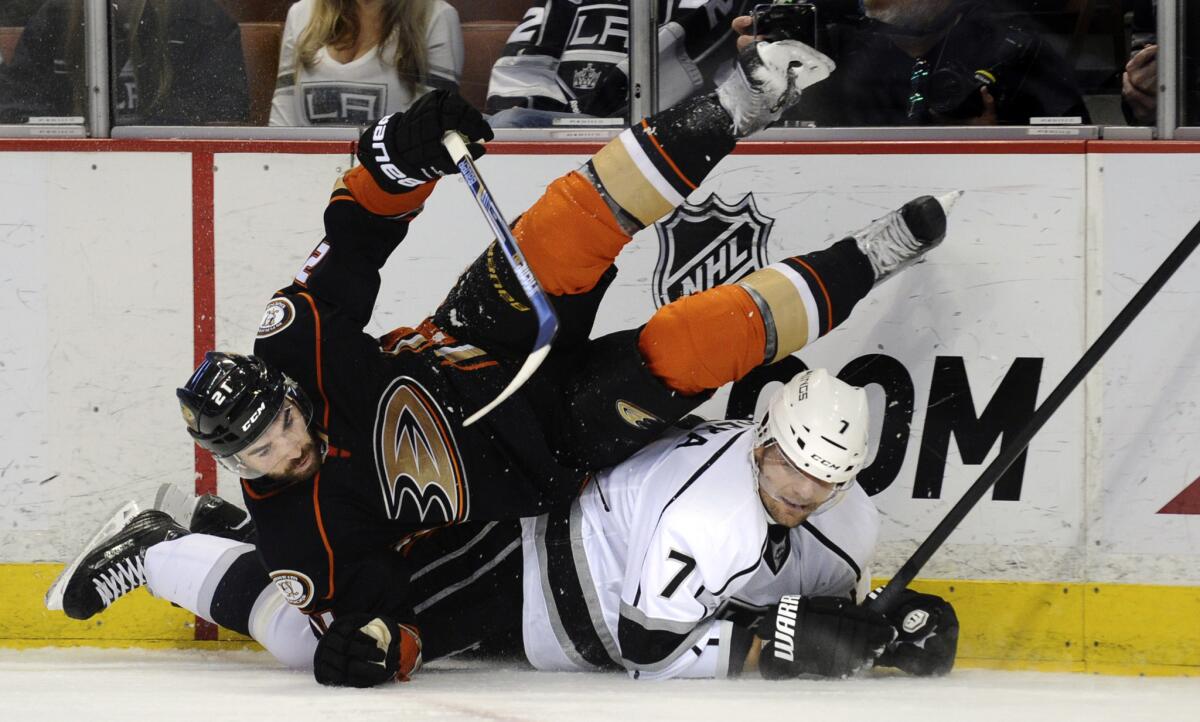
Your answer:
[1,648,1196,722]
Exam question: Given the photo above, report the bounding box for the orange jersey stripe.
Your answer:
[789,257,834,333]
[297,292,332,428]
[639,119,697,190]
[312,471,337,601]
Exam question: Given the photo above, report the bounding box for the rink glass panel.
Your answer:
[0,0,88,134]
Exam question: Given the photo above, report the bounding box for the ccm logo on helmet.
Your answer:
[241,401,267,432]
[810,453,842,470]
[371,115,423,188]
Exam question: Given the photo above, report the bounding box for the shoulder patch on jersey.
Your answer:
[257,298,296,338]
[269,569,314,607]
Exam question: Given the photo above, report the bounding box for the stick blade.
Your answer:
[463,345,553,427]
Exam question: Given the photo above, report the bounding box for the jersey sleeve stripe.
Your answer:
[637,118,698,191]
[616,605,714,671]
[590,131,676,227]
[781,255,834,335]
[800,521,862,580]
[653,431,746,528]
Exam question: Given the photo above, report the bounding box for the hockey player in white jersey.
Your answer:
[519,367,956,680]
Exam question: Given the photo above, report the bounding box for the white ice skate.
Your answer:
[45,500,140,611]
[44,507,187,619]
[854,191,963,285]
[716,39,835,136]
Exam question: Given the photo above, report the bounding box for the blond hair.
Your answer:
[296,0,433,95]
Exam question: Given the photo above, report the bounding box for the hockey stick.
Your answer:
[867,217,1200,614]
[442,131,559,427]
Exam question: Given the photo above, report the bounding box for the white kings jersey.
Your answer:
[520,420,880,680]
[270,0,464,126]
[485,0,751,117]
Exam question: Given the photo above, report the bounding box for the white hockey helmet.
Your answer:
[755,368,869,490]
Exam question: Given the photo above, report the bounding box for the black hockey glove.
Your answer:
[356,89,494,193]
[756,595,895,679]
[874,589,959,676]
[313,613,423,688]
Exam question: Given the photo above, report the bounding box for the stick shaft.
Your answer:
[870,218,1200,612]
[441,132,558,425]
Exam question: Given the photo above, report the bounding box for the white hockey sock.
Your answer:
[246,584,320,670]
[145,534,319,670]
[144,534,253,622]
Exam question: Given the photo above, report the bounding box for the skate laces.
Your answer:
[855,209,923,279]
[91,552,147,608]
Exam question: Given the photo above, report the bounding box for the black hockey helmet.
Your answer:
[176,352,313,459]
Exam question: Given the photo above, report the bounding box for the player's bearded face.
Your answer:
[234,400,320,483]
[753,443,838,527]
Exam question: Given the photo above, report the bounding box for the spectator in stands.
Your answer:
[1121,0,1156,126]
[791,0,1090,126]
[485,0,751,128]
[270,0,463,126]
[0,0,249,125]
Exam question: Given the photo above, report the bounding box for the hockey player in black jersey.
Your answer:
[51,36,960,684]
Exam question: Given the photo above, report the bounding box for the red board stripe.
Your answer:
[1,137,1200,155]
[190,152,219,642]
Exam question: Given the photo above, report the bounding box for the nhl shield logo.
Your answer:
[652,193,773,307]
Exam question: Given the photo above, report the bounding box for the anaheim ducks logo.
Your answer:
[373,377,467,523]
[615,399,663,430]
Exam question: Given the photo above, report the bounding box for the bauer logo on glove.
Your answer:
[356,90,494,194]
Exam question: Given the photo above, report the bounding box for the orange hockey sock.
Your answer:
[513,171,632,296]
[638,285,766,396]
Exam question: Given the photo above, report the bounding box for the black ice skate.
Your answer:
[44,508,188,620]
[853,192,962,285]
[716,38,835,136]
[154,483,256,543]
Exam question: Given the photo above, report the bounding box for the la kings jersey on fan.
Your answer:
[486,0,752,117]
[520,420,879,679]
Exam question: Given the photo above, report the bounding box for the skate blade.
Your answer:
[937,190,964,217]
[44,500,141,611]
[153,482,198,529]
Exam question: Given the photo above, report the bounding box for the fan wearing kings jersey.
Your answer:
[49,33,960,685]
[486,0,753,120]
